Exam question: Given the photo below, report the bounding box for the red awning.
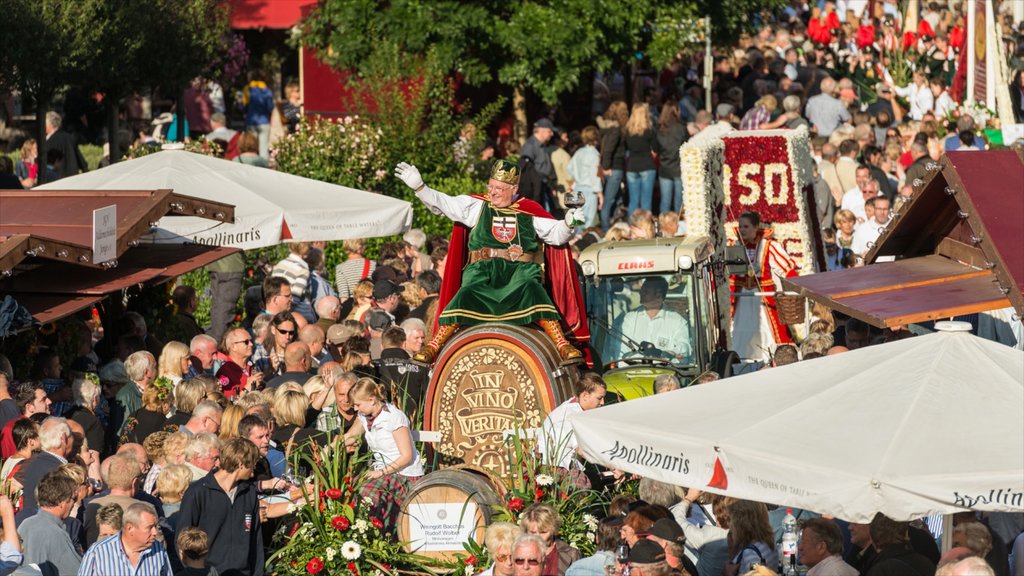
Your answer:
[229,0,316,29]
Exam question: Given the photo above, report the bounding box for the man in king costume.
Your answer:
[394,159,589,365]
[728,210,798,362]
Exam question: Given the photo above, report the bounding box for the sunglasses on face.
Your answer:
[495,555,512,563]
[276,328,296,336]
[234,339,253,346]
[514,558,541,567]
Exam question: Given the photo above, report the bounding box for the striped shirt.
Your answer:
[271,253,310,298]
[334,257,376,299]
[78,533,172,576]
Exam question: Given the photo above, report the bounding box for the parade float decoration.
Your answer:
[682,125,824,276]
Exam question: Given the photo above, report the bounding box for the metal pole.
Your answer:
[966,0,976,106]
[704,17,713,113]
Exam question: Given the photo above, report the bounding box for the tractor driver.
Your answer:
[610,277,693,363]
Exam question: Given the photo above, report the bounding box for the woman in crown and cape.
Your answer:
[394,159,590,366]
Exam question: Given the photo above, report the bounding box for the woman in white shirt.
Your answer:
[890,70,934,121]
[539,373,610,489]
[344,378,424,527]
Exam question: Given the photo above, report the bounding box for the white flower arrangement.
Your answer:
[535,474,555,487]
[342,540,362,560]
[681,123,733,242]
[354,519,369,533]
[781,126,820,275]
[326,547,337,561]
[583,514,599,531]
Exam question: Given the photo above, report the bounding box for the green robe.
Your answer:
[439,204,559,326]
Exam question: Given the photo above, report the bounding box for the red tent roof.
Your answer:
[229,0,315,30]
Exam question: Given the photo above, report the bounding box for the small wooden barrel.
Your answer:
[398,468,503,560]
[423,324,580,480]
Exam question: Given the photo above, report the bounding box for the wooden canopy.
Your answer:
[0,189,233,272]
[0,189,237,328]
[784,150,1023,328]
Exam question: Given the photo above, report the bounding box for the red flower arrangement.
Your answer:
[507,498,525,512]
[856,25,876,49]
[370,516,384,529]
[326,488,343,500]
[902,31,917,51]
[332,516,350,531]
[307,558,324,574]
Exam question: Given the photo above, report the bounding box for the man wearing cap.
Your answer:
[364,308,393,359]
[640,519,698,576]
[372,280,402,323]
[625,539,675,576]
[519,119,556,207]
[394,159,587,365]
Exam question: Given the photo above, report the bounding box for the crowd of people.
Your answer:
[469,482,1021,576]
[1,1,1022,575]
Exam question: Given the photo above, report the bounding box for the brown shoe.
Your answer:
[538,319,583,365]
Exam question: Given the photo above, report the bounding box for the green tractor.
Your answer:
[578,236,743,402]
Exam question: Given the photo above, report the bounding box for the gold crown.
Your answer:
[490,160,519,185]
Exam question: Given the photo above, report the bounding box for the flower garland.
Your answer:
[681,122,732,248]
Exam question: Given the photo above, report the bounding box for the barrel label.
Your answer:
[435,346,544,477]
[407,502,479,552]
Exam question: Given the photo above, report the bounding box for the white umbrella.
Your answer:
[38,149,413,249]
[571,323,1024,522]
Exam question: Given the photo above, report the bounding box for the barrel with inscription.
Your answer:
[398,468,504,561]
[423,324,580,480]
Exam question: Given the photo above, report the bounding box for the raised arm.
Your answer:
[395,162,483,227]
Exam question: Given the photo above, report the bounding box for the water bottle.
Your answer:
[780,509,798,575]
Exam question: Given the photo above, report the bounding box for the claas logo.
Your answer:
[617,260,655,270]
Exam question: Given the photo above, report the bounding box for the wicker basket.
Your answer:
[776,293,807,325]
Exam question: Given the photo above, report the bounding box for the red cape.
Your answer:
[435,194,591,348]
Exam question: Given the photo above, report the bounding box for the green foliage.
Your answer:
[297,0,660,105]
[646,8,706,70]
[272,48,504,277]
[297,1,790,106]
[268,436,430,575]
[0,0,98,100]
[494,427,606,557]
[694,0,789,45]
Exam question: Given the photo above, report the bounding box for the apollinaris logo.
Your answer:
[601,440,690,475]
[192,227,263,245]
[953,489,1024,508]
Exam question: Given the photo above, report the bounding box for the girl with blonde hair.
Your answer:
[624,103,659,215]
[343,378,423,527]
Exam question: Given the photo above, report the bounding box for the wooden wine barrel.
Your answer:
[398,468,504,560]
[423,324,580,480]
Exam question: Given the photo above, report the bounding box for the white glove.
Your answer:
[394,162,424,191]
[564,208,584,228]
